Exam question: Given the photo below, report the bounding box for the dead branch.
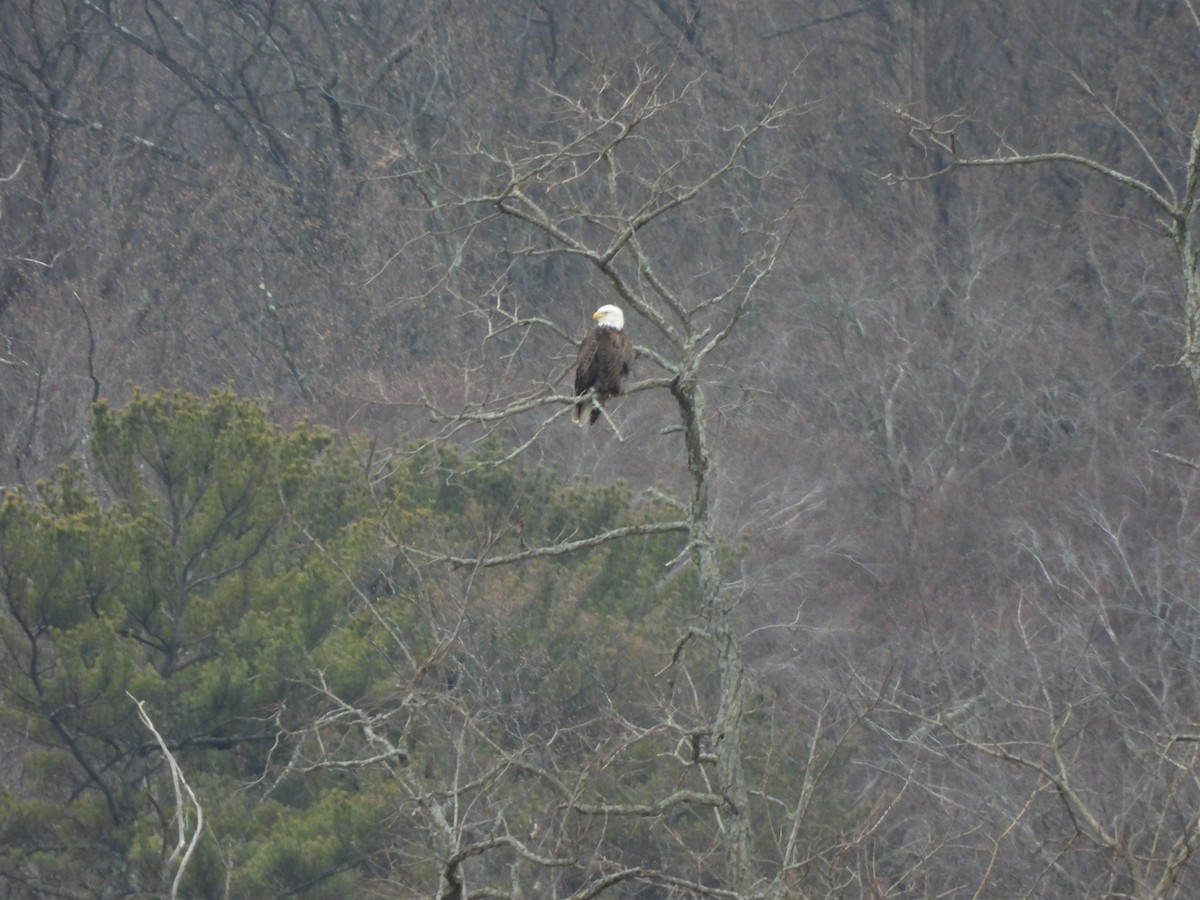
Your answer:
[128,692,204,899]
[435,519,690,569]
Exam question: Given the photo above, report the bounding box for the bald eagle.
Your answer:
[573,304,633,426]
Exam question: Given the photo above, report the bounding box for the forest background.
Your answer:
[4,2,1200,898]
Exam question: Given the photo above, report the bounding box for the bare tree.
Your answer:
[868,493,1200,898]
[864,13,1200,891]
[887,6,1200,407]
[360,61,810,896]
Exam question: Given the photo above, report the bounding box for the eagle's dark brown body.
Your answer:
[573,306,632,425]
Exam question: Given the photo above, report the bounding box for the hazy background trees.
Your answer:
[4,0,1200,896]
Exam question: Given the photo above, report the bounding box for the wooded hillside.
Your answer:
[3,2,1200,897]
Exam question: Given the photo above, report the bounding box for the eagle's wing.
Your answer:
[574,329,601,396]
[616,331,633,377]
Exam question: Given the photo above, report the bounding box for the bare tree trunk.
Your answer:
[673,371,751,891]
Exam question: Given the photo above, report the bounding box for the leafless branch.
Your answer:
[128,693,204,899]
[570,788,725,817]
[436,519,690,569]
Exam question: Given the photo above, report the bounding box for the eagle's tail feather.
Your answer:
[572,402,586,426]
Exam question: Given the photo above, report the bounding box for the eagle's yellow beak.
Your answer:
[593,310,602,320]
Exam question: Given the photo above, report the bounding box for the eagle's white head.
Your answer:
[593,304,625,330]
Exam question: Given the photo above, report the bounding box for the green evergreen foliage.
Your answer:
[0,391,383,894]
[0,389,754,897]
